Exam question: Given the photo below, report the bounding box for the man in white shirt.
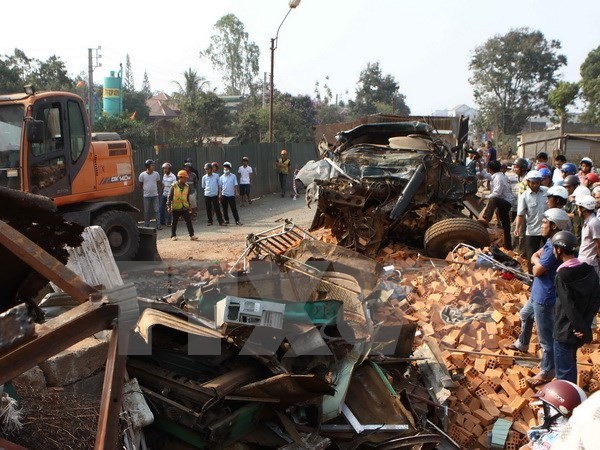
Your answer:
[576,195,600,271]
[515,170,549,271]
[220,162,242,225]
[480,161,515,250]
[160,162,176,227]
[138,159,161,229]
[201,163,225,226]
[238,156,254,206]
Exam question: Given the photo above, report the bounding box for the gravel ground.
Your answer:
[154,192,315,262]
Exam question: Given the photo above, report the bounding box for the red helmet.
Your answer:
[532,380,587,417]
[212,162,219,169]
[586,172,600,184]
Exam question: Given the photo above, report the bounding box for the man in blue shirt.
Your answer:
[510,208,571,387]
[201,163,225,226]
[219,162,242,225]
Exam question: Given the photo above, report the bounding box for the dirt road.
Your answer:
[155,192,315,262]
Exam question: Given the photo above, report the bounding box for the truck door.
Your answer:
[27,97,88,198]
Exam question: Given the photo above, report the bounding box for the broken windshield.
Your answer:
[338,145,424,180]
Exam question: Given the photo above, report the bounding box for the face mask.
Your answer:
[224,169,230,174]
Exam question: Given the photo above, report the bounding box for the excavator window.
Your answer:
[0,104,23,189]
[67,100,85,163]
[29,102,67,193]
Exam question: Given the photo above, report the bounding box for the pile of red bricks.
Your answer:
[374,243,600,449]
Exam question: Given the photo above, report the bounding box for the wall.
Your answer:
[124,142,317,218]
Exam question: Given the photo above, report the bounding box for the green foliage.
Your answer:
[123,54,134,93]
[580,46,600,126]
[94,114,153,150]
[548,81,579,125]
[141,71,152,98]
[0,49,75,93]
[123,90,150,120]
[201,14,260,96]
[469,28,566,135]
[349,62,410,117]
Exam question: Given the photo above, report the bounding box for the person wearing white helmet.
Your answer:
[219,162,242,225]
[578,157,594,185]
[515,170,549,269]
[552,229,600,384]
[575,194,600,271]
[160,162,176,227]
[510,208,570,388]
[546,185,568,210]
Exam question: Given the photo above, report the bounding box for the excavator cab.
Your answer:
[0,88,154,261]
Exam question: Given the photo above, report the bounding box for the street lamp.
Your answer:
[268,0,301,143]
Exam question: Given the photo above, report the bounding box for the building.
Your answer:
[518,123,600,161]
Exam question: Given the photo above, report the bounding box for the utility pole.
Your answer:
[87,46,102,131]
[262,72,267,108]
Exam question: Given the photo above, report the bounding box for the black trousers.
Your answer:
[205,195,224,224]
[524,235,543,272]
[171,209,194,237]
[482,197,513,250]
[221,195,240,223]
[278,173,288,195]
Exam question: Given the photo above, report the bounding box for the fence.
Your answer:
[123,142,318,219]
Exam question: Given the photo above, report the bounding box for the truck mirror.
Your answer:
[27,119,45,143]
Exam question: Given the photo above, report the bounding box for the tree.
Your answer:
[123,54,134,93]
[580,46,600,126]
[32,55,74,91]
[469,28,566,135]
[123,90,150,121]
[141,70,152,98]
[548,81,579,133]
[349,62,410,117]
[200,14,260,95]
[94,114,153,150]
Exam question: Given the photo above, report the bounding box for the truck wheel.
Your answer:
[424,218,490,259]
[93,210,140,261]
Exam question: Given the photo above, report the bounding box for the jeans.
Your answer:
[171,209,195,238]
[143,196,160,228]
[159,195,171,225]
[516,298,534,350]
[554,340,578,383]
[278,173,288,196]
[533,301,555,377]
[221,195,240,223]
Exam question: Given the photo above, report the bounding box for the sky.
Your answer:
[1,0,599,115]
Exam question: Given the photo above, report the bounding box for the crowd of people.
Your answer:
[137,154,263,240]
[470,144,600,448]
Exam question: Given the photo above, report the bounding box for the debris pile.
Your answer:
[371,243,600,449]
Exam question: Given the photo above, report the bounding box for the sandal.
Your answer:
[527,376,553,387]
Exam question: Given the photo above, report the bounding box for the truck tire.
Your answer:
[93,210,140,261]
[424,217,490,259]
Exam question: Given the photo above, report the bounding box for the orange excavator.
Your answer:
[0,86,145,260]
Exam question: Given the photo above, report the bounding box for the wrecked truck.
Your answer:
[307,122,489,258]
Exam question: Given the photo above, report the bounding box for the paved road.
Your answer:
[153,192,315,261]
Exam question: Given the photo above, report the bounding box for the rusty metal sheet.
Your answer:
[230,373,334,405]
[95,327,128,450]
[0,219,96,304]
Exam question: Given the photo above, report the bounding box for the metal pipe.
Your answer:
[389,163,426,220]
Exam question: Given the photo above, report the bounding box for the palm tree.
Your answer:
[172,68,209,102]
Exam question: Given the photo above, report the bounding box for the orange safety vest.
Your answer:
[171,184,190,210]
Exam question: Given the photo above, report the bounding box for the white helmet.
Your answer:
[547,185,568,200]
[544,208,572,231]
[526,170,543,181]
[575,194,597,211]
[223,161,232,168]
[573,185,592,198]
[581,157,593,166]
